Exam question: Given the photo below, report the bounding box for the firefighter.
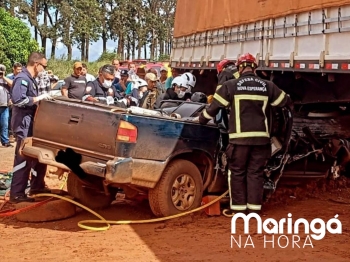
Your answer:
[10,52,52,203]
[216,59,240,88]
[199,53,292,215]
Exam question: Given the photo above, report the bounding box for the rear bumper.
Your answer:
[21,138,166,188]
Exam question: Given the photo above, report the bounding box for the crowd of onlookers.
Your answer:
[0,58,209,148]
[58,59,203,110]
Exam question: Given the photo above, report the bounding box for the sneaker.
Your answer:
[9,195,35,204]
[2,143,14,148]
[28,187,52,196]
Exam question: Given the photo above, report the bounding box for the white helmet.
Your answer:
[171,76,188,89]
[181,72,196,92]
[135,79,148,89]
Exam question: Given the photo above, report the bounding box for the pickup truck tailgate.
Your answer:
[33,99,121,157]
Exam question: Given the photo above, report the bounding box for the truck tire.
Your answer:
[67,173,114,210]
[149,159,203,217]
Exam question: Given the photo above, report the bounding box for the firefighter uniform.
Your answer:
[10,68,47,200]
[199,71,291,213]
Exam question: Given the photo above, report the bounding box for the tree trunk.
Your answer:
[159,40,164,56]
[67,45,72,60]
[102,30,107,53]
[41,37,47,56]
[117,35,124,58]
[85,36,89,62]
[144,43,147,59]
[137,41,142,59]
[51,38,56,59]
[34,27,38,42]
[81,34,86,61]
[126,35,131,60]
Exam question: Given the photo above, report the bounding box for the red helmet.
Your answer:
[237,53,257,68]
[217,59,234,73]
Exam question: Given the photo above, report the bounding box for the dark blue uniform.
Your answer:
[10,68,47,198]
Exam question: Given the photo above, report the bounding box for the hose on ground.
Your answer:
[33,189,229,231]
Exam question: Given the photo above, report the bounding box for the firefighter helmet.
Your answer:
[181,72,196,90]
[236,53,258,69]
[171,76,187,89]
[217,59,235,74]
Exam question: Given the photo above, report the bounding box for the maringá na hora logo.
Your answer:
[231,213,342,248]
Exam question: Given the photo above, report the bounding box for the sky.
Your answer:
[43,37,118,62]
[27,21,118,62]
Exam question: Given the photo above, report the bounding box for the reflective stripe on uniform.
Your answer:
[203,109,213,120]
[31,168,37,177]
[229,131,269,139]
[214,93,229,106]
[233,94,269,137]
[216,84,222,91]
[12,161,27,173]
[247,203,262,211]
[228,170,247,211]
[233,72,240,79]
[271,91,286,106]
[231,205,247,211]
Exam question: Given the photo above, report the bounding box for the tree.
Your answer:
[0,7,39,68]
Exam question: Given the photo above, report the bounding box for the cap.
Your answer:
[0,64,6,71]
[73,62,83,69]
[160,66,167,72]
[120,69,128,76]
[145,72,157,81]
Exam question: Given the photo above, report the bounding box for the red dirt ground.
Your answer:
[1,145,350,262]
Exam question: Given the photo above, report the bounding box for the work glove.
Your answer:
[106,96,115,105]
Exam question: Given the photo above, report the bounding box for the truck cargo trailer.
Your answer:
[170,0,350,185]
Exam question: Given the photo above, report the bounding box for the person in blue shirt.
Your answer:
[5,63,23,143]
[113,69,130,95]
[164,67,180,89]
[10,52,52,203]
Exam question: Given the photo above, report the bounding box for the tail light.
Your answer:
[117,120,138,143]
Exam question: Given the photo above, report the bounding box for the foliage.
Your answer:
[0,7,39,69]
[5,0,176,61]
[47,59,111,80]
[158,54,170,62]
[97,50,121,63]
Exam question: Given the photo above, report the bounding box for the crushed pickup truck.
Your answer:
[20,97,350,217]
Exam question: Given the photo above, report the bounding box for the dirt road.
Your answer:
[1,146,350,262]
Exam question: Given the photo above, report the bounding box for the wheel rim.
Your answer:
[171,173,196,211]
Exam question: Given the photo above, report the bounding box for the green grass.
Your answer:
[47,59,112,80]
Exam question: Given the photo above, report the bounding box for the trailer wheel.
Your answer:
[67,173,114,210]
[149,159,203,217]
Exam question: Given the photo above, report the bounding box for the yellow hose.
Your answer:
[34,190,229,232]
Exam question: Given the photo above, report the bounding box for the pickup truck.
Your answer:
[21,98,224,216]
[20,96,350,217]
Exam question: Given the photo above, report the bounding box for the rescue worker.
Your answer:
[82,64,127,108]
[199,53,292,214]
[163,76,188,100]
[216,59,240,88]
[10,52,52,203]
[129,79,148,106]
